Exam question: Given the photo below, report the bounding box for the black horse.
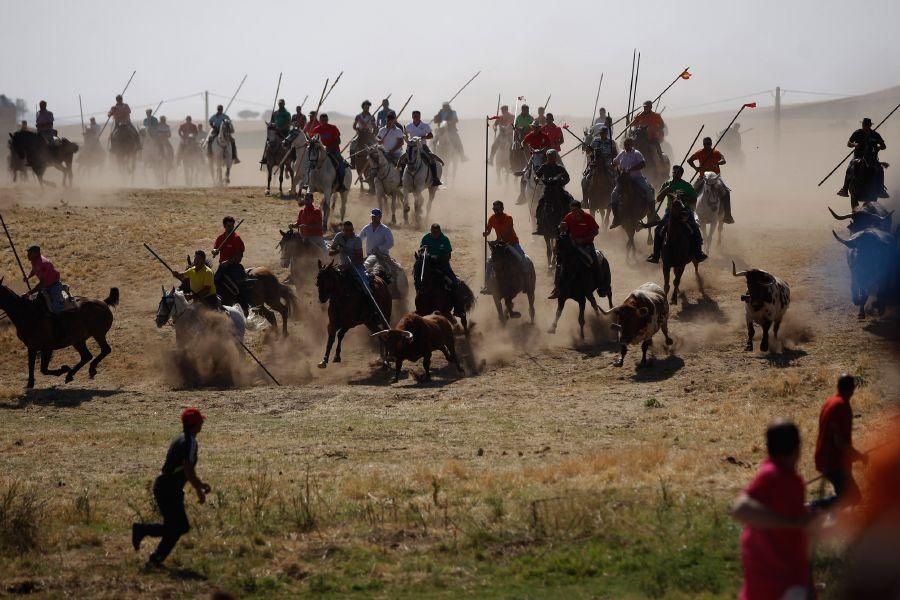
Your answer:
[509,127,528,173]
[658,197,703,305]
[547,234,613,339]
[412,251,475,335]
[614,171,654,260]
[581,152,614,228]
[486,241,536,325]
[846,156,887,209]
[631,126,670,189]
[9,130,78,187]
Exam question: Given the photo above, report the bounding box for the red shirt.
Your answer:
[303,120,318,136]
[486,212,519,245]
[815,394,853,473]
[296,205,323,237]
[542,124,564,151]
[178,122,198,138]
[311,123,341,152]
[689,148,724,174]
[28,256,60,287]
[213,231,245,264]
[523,130,550,152]
[740,459,809,600]
[562,210,599,241]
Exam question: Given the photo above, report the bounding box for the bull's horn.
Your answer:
[401,331,414,341]
[831,230,854,248]
[732,260,748,277]
[597,305,617,316]
[161,285,165,295]
[370,330,391,338]
[827,207,852,221]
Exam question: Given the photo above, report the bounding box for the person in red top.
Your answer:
[211,216,248,314]
[288,193,327,252]
[480,200,526,294]
[688,136,735,224]
[548,200,600,299]
[178,116,198,141]
[304,111,319,136]
[812,374,866,510]
[522,121,550,154]
[630,100,666,142]
[310,113,348,191]
[24,245,65,314]
[732,420,818,600]
[541,113,564,152]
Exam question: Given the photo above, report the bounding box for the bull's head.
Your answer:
[733,260,779,307]
[371,329,414,359]
[598,303,647,344]
[828,206,893,234]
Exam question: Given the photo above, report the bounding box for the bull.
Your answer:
[599,282,673,367]
[371,312,463,382]
[832,229,898,319]
[828,203,893,235]
[732,261,791,352]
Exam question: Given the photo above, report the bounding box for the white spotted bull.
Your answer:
[732,261,790,352]
[599,282,672,367]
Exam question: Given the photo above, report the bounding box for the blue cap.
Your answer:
[370,208,382,216]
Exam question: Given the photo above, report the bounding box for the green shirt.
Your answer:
[515,114,534,129]
[420,233,452,258]
[272,107,292,133]
[657,178,697,210]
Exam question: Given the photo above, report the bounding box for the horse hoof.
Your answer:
[612,360,623,368]
[665,337,673,346]
[26,381,34,389]
[317,361,327,369]
[547,326,556,334]
[509,311,522,319]
[333,357,341,364]
[760,343,769,353]
[744,344,753,352]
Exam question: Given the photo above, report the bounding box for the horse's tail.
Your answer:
[279,283,301,321]
[104,287,120,307]
[457,281,476,314]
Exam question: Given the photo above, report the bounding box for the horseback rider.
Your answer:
[207,105,239,163]
[688,136,735,223]
[405,110,444,187]
[109,94,140,148]
[610,137,658,228]
[720,122,742,154]
[515,104,534,132]
[585,126,618,182]
[23,246,67,315]
[354,100,377,147]
[542,113,564,152]
[35,100,60,147]
[261,99,292,164]
[169,250,219,310]
[329,220,371,293]
[84,117,102,149]
[535,106,547,127]
[359,208,396,276]
[376,111,405,165]
[548,200,601,300]
[646,165,708,264]
[533,149,573,236]
[288,192,327,252]
[434,102,467,161]
[517,121,552,204]
[837,117,888,199]
[481,200,526,294]
[304,111,319,136]
[419,223,458,290]
[156,116,173,162]
[589,107,612,140]
[488,105,515,164]
[143,108,159,137]
[291,105,307,131]
[311,113,348,192]
[211,216,249,315]
[177,116,198,142]
[376,98,391,129]
[629,100,666,161]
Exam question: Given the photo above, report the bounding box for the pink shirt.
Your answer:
[28,256,60,287]
[740,459,810,600]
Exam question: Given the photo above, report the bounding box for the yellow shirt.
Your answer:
[181,265,216,297]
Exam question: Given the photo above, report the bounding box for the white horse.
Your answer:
[366,146,403,224]
[695,171,730,250]
[493,125,514,184]
[402,137,442,227]
[208,119,235,186]
[155,287,246,346]
[293,135,351,228]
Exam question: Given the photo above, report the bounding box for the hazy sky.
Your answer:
[3,0,898,125]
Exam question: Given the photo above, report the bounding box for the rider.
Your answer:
[376,111,405,165]
[589,107,611,140]
[376,99,391,129]
[359,208,396,276]
[837,117,888,199]
[688,136,734,223]
[548,200,601,300]
[586,125,618,182]
[289,192,327,252]
[515,104,534,132]
[208,105,239,163]
[406,110,444,186]
[518,121,552,204]
[419,223,458,290]
[610,137,657,228]
[35,100,59,146]
[329,220,371,293]
[24,245,66,315]
[533,149,572,236]
[542,113,564,152]
[109,94,140,149]
[170,250,218,310]
[535,106,547,127]
[211,216,249,315]
[291,105,307,131]
[304,110,319,136]
[143,108,159,137]
[84,117,101,149]
[646,165,708,264]
[489,104,515,164]
[354,100,377,147]
[629,100,666,161]
[481,200,526,294]
[156,116,173,162]
[434,102,467,161]
[178,116,198,141]
[311,113,348,192]
[262,99,292,164]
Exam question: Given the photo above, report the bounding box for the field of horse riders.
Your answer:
[0,101,898,598]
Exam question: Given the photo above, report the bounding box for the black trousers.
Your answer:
[136,477,190,563]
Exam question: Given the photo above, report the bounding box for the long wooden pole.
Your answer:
[817,99,900,186]
[223,74,248,114]
[630,52,641,121]
[98,70,137,138]
[626,50,636,126]
[654,67,690,109]
[484,116,489,285]
[78,94,86,136]
[690,104,750,183]
[267,72,283,123]
[238,339,281,386]
[447,71,481,105]
[591,75,604,126]
[1,213,30,292]
[679,124,704,168]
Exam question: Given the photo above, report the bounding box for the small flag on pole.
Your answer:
[517,96,526,101]
[680,69,692,80]
[743,102,757,109]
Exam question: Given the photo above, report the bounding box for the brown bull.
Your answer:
[371,312,462,383]
[599,282,672,367]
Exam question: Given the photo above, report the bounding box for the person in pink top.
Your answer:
[732,420,819,600]
[24,245,65,314]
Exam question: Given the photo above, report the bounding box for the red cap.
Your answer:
[181,407,205,426]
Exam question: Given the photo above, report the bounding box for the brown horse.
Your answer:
[315,260,392,368]
[216,267,300,335]
[0,280,118,388]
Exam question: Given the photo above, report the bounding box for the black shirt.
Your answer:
[159,432,198,489]
[848,128,885,159]
[536,163,570,187]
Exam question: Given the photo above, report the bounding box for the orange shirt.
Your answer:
[689,148,724,174]
[486,212,519,245]
[630,111,665,140]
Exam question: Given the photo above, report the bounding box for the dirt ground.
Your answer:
[0,96,898,597]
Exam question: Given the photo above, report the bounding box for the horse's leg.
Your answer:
[39,350,69,378]
[89,335,112,378]
[65,341,93,382]
[319,324,336,368]
[527,289,536,324]
[460,312,470,337]
[663,265,671,301]
[492,294,506,324]
[548,299,564,334]
[27,348,36,388]
[672,266,684,305]
[693,261,704,294]
[577,299,586,340]
[333,328,347,363]
[340,191,348,222]
[266,165,273,195]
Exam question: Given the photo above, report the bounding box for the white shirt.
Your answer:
[405,120,432,139]
[377,126,405,156]
[614,149,645,178]
[358,222,395,256]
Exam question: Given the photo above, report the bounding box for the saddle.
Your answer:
[34,285,78,314]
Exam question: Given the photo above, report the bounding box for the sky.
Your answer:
[2,0,899,125]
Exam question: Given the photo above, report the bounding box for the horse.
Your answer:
[534,181,571,270]
[179,134,203,186]
[0,279,118,389]
[493,125,514,184]
[547,234,613,339]
[658,197,703,305]
[208,119,235,186]
[402,138,442,227]
[140,129,172,185]
[109,125,140,177]
[315,260,392,369]
[215,266,300,335]
[265,125,294,196]
[349,136,376,193]
[366,146,403,224]
[613,171,653,260]
[630,126,670,189]
[7,138,28,182]
[412,251,475,335]
[8,130,79,187]
[485,240,536,325]
[519,151,546,224]
[364,251,410,303]
[846,156,887,209]
[279,229,328,285]
[155,287,246,346]
[294,135,351,228]
[77,138,105,178]
[581,153,614,229]
[433,122,461,181]
[509,128,529,174]
[695,171,729,249]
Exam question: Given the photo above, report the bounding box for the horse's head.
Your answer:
[8,131,28,159]
[279,229,297,268]
[220,119,234,139]
[307,135,324,165]
[671,196,690,222]
[155,286,176,328]
[406,137,423,162]
[315,259,339,303]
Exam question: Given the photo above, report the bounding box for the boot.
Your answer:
[691,227,708,262]
[646,227,663,263]
[723,193,735,224]
[547,287,559,299]
[231,140,240,164]
[429,164,443,187]
[609,206,621,229]
[836,172,850,197]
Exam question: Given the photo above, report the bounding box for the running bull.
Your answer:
[828,204,893,235]
[732,261,791,352]
[832,228,898,319]
[599,282,672,367]
[371,312,463,382]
